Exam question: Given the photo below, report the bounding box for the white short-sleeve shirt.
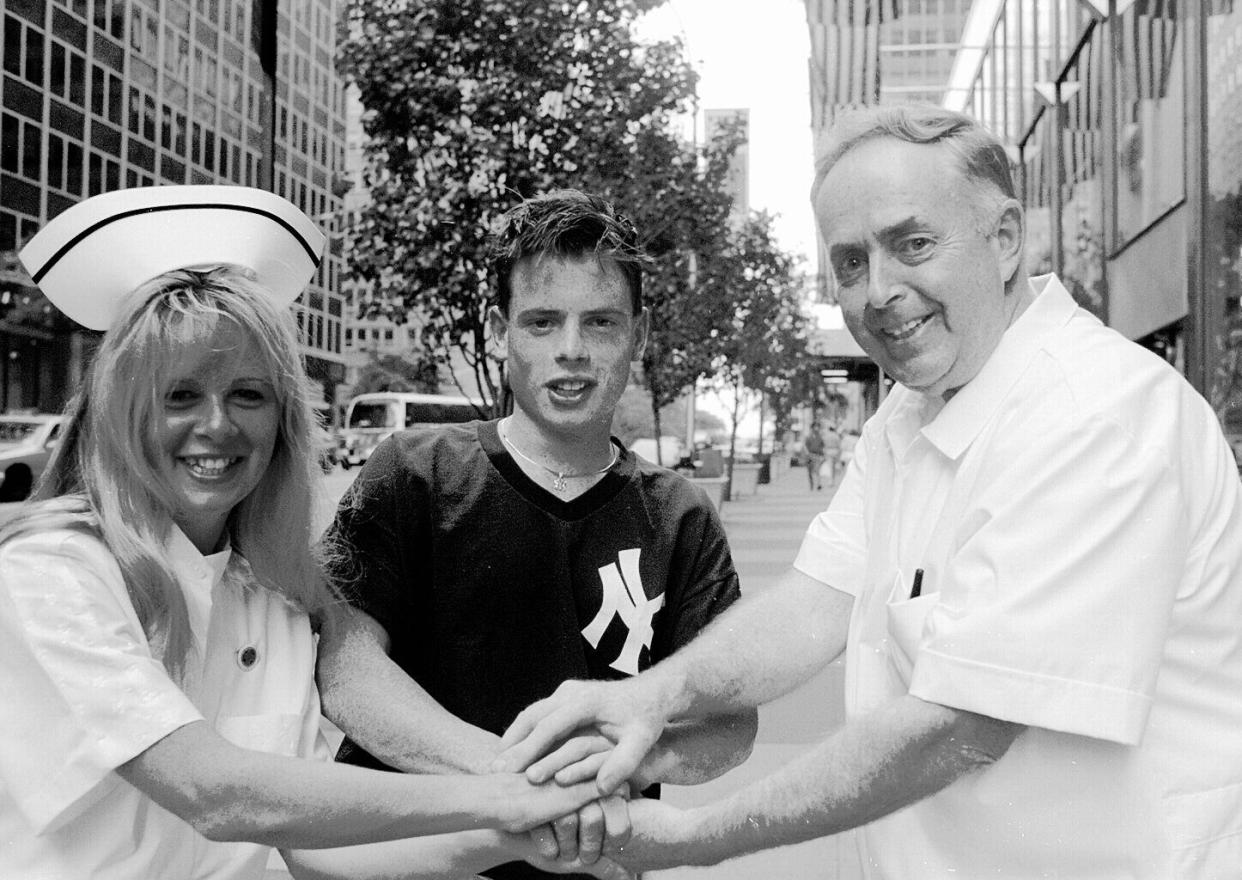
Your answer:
[0,525,329,880]
[795,276,1242,878]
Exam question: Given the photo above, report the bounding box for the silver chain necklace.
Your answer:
[499,419,618,492]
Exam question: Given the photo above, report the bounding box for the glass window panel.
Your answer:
[51,42,67,97]
[1113,3,1185,247]
[1,115,18,173]
[4,17,22,77]
[69,51,85,103]
[21,121,41,179]
[1205,4,1242,464]
[24,24,44,85]
[66,142,83,194]
[48,134,64,190]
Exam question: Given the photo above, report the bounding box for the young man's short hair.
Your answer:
[489,189,650,316]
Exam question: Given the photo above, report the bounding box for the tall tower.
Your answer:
[0,0,347,412]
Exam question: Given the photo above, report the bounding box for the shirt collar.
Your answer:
[165,525,233,663]
[165,524,233,585]
[919,274,1079,460]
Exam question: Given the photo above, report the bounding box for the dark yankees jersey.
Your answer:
[321,420,740,880]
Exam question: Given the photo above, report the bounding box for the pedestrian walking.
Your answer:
[821,422,842,486]
[802,423,826,490]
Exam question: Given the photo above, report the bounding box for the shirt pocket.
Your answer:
[885,570,937,686]
[216,713,304,756]
[1163,780,1242,877]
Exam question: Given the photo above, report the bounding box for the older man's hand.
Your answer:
[496,677,675,794]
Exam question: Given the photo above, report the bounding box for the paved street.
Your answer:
[650,461,861,880]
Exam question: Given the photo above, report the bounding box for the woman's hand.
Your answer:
[507,832,635,880]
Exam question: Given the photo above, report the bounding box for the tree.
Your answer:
[631,119,747,461]
[339,0,740,417]
[711,213,809,495]
[347,351,441,398]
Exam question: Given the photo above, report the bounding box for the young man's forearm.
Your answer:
[647,569,853,719]
[316,606,501,774]
[637,710,758,787]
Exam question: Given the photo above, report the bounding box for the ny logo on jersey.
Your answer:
[581,548,665,676]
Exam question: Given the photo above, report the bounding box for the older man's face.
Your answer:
[815,137,1022,399]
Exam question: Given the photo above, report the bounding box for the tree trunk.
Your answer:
[651,398,664,466]
[725,378,744,501]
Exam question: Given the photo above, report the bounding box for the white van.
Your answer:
[336,392,485,469]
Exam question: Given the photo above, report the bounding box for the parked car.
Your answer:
[0,413,66,502]
[630,436,689,468]
[336,392,483,469]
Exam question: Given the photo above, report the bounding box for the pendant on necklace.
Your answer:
[552,473,568,492]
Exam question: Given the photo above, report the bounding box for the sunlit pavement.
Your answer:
[649,462,862,880]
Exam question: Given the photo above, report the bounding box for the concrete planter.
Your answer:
[729,462,763,500]
[686,475,728,510]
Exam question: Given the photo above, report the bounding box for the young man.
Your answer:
[317,190,756,879]
[497,107,1242,879]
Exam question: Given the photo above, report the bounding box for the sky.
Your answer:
[636,1,843,435]
[637,0,820,270]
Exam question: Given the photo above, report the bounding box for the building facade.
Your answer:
[879,0,973,105]
[949,0,1242,457]
[0,0,347,414]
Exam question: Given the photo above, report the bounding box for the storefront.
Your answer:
[956,0,1241,463]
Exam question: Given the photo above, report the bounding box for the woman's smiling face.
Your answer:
[153,322,280,552]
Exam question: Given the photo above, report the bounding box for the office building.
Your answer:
[949,0,1242,454]
[0,0,347,413]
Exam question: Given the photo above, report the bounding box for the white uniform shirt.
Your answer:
[795,276,1242,878]
[0,525,328,879]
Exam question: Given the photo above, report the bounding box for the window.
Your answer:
[50,41,87,102]
[46,133,83,196]
[143,92,157,142]
[191,121,201,165]
[164,26,190,82]
[4,17,46,86]
[91,65,124,125]
[127,85,141,134]
[195,0,219,25]
[47,133,65,191]
[54,0,88,19]
[1,114,20,174]
[93,0,125,41]
[21,117,41,180]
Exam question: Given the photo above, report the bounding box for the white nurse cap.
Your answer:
[18,185,326,331]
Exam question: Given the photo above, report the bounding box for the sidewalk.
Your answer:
[650,462,863,880]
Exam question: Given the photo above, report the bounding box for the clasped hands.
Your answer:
[494,677,673,877]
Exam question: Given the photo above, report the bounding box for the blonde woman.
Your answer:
[1,187,625,880]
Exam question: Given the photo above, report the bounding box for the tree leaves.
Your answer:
[340,0,801,424]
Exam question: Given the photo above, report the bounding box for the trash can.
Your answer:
[696,448,725,478]
[756,452,772,485]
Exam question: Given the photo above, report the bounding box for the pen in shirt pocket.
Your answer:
[910,568,924,599]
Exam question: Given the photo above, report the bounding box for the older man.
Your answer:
[497,105,1242,878]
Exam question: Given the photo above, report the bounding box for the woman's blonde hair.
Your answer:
[0,265,336,677]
